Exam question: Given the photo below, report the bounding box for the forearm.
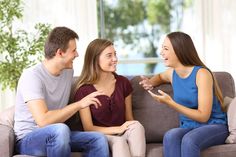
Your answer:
[168,101,210,123]
[84,125,121,135]
[37,101,82,127]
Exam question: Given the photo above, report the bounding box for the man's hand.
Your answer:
[78,91,105,109]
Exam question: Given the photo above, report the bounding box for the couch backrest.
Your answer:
[67,71,235,143]
[130,71,235,143]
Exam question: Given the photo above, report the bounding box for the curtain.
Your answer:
[183,0,236,81]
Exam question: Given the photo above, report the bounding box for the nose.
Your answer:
[75,51,79,57]
[113,55,118,62]
[160,49,164,56]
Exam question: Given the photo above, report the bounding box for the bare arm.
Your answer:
[139,68,173,90]
[125,94,134,121]
[28,91,104,127]
[148,68,213,123]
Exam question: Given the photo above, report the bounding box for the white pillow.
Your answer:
[225,97,236,144]
[0,105,15,128]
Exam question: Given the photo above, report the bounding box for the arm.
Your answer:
[125,94,134,121]
[28,91,103,127]
[149,68,213,123]
[79,107,132,135]
[139,68,173,90]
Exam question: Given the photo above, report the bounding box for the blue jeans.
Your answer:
[15,123,109,157]
[163,124,228,157]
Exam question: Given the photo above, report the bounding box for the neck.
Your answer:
[175,66,194,78]
[96,72,115,84]
[43,59,62,76]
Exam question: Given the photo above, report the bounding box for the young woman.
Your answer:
[73,38,146,157]
[139,32,228,157]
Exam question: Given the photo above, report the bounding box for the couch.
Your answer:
[0,71,236,157]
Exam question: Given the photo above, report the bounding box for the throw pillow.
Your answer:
[225,97,236,144]
[224,96,233,110]
[0,105,15,128]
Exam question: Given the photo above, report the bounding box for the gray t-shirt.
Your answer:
[14,63,73,141]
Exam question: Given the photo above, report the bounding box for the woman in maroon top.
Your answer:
[73,39,146,157]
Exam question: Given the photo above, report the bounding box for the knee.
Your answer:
[182,134,198,149]
[91,132,108,145]
[51,123,70,141]
[134,121,145,131]
[128,121,145,133]
[163,128,180,143]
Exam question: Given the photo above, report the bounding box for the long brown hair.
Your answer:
[167,32,225,111]
[73,38,113,94]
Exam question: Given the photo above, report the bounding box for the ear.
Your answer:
[55,49,64,57]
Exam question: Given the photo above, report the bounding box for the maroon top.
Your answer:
[74,73,133,127]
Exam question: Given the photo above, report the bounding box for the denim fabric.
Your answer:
[163,124,228,157]
[15,123,109,157]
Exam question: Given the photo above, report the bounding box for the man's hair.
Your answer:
[44,27,79,59]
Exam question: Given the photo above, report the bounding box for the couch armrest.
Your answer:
[0,124,15,157]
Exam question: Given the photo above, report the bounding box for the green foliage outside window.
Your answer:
[0,0,51,90]
[98,0,192,74]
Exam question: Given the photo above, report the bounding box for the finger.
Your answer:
[91,98,102,108]
[90,91,105,97]
[140,75,146,80]
[148,90,156,96]
[158,90,166,96]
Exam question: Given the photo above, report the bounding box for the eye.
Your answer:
[106,53,112,58]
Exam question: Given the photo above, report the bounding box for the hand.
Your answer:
[139,75,153,90]
[117,121,137,135]
[148,90,173,105]
[78,91,104,109]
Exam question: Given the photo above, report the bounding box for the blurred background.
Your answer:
[1,0,236,111]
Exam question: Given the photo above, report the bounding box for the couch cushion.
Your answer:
[225,97,236,144]
[0,106,14,128]
[130,76,179,143]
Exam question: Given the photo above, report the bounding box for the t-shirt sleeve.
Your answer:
[119,75,133,97]
[18,70,44,103]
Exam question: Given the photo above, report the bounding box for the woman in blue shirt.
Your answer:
[139,32,228,157]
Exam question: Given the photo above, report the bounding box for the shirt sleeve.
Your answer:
[118,75,133,97]
[18,70,44,103]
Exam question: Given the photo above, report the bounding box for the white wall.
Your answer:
[182,0,236,84]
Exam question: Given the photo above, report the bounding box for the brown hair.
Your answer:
[73,38,113,94]
[167,32,225,111]
[44,27,78,59]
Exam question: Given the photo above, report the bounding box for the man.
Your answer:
[14,27,109,157]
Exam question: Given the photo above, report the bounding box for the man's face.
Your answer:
[61,39,78,69]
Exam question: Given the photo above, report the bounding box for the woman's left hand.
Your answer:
[148,90,173,105]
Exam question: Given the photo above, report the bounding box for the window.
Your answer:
[97,0,192,75]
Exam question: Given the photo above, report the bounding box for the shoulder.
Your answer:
[196,67,212,78]
[76,84,94,95]
[20,64,41,81]
[115,73,130,82]
[74,84,94,101]
[161,68,173,83]
[196,67,213,85]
